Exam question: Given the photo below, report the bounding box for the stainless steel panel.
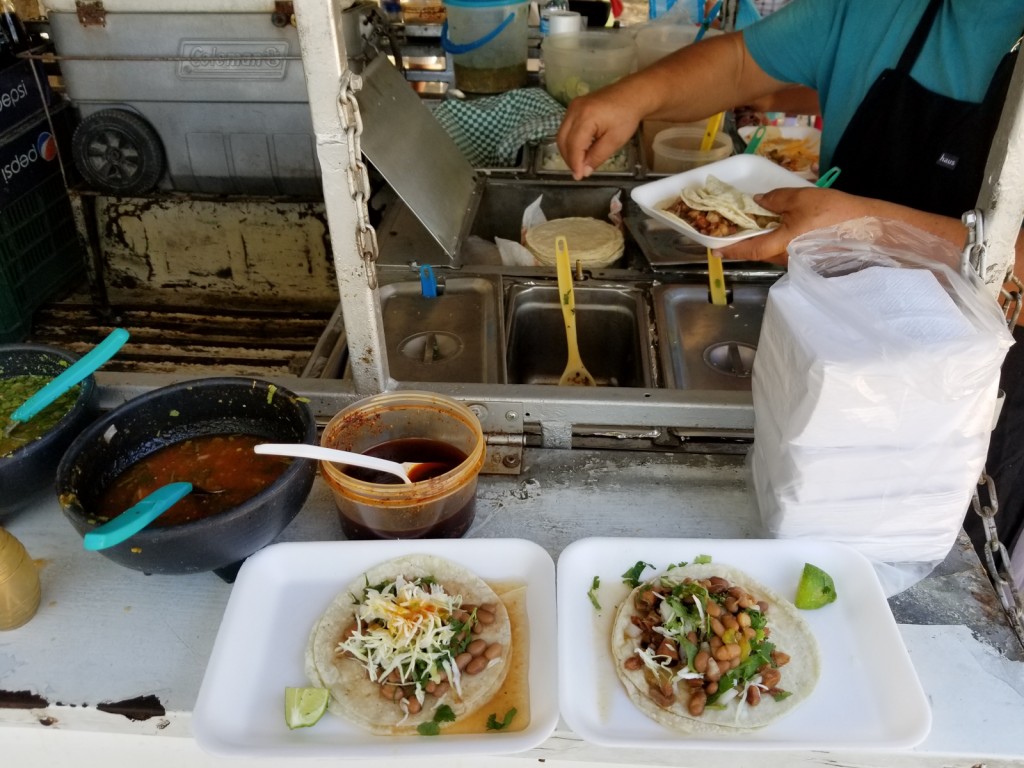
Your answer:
[505,284,652,387]
[357,55,478,258]
[381,276,506,383]
[653,282,770,391]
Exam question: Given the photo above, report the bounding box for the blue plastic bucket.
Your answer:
[441,0,528,93]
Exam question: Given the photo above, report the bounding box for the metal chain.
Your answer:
[961,208,1024,645]
[337,70,379,290]
[972,474,1024,646]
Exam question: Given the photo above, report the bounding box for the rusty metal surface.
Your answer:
[25,296,332,377]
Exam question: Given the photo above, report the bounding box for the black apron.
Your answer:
[829,0,1020,218]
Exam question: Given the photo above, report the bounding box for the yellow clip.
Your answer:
[707,248,727,306]
[700,112,725,152]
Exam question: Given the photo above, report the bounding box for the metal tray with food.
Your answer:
[533,135,640,178]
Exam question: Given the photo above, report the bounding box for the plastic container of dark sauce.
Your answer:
[319,392,485,539]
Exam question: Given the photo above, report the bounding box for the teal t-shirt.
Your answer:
[743,0,1024,168]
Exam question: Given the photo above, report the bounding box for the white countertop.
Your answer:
[2,447,1023,767]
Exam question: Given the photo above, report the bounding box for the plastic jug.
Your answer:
[442,0,529,93]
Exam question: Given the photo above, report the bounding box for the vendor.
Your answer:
[556,0,1024,572]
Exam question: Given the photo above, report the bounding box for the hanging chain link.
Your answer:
[961,209,1024,645]
[337,70,379,290]
[972,475,1024,646]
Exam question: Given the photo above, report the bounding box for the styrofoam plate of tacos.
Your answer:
[631,154,815,249]
[193,539,558,757]
[557,537,931,750]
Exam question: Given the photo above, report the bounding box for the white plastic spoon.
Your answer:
[254,443,450,485]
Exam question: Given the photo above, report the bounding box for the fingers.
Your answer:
[717,229,790,263]
[556,96,637,181]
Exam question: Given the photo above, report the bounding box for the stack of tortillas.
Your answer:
[524,217,625,267]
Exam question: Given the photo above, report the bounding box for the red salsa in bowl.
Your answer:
[95,434,293,527]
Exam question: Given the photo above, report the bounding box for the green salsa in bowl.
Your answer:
[0,344,100,512]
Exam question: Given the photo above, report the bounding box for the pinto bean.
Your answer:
[405,696,422,715]
[705,600,722,618]
[687,689,707,717]
[712,645,732,663]
[380,684,403,701]
[704,681,718,696]
[484,642,503,660]
[710,617,725,637]
[723,596,739,613]
[746,685,762,706]
[623,655,643,671]
[771,650,791,667]
[760,667,782,688]
[466,656,489,675]
[476,608,496,625]
[693,649,710,674]
[455,652,473,670]
[467,638,488,656]
[737,611,752,628]
[433,681,450,697]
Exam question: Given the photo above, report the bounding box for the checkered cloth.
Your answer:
[432,88,567,168]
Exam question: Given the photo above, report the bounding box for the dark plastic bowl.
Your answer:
[0,344,100,513]
[56,377,317,579]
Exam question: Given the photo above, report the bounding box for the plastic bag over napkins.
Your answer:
[750,218,1014,582]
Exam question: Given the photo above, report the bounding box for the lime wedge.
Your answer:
[284,687,330,730]
[794,563,837,610]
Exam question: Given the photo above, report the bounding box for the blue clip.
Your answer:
[420,265,438,298]
[695,0,722,41]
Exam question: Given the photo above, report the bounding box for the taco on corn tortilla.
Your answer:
[661,175,781,238]
[305,553,512,734]
[611,561,821,734]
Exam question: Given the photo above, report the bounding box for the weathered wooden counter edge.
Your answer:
[2,447,1023,767]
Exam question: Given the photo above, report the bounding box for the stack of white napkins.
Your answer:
[751,265,1008,564]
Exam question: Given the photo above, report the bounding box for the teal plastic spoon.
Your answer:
[816,166,841,188]
[4,327,130,437]
[83,482,193,551]
[744,125,767,155]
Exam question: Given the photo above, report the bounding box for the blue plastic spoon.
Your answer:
[4,327,130,437]
[83,482,193,551]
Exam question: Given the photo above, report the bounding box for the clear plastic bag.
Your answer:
[751,217,1014,593]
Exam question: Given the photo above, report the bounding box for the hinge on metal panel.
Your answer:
[75,0,105,27]
[961,208,988,280]
[271,2,295,27]
[468,401,524,475]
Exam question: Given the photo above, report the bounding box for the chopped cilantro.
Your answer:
[587,576,601,610]
[622,561,653,588]
[693,554,712,564]
[417,704,457,736]
[486,708,517,731]
[433,704,456,723]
